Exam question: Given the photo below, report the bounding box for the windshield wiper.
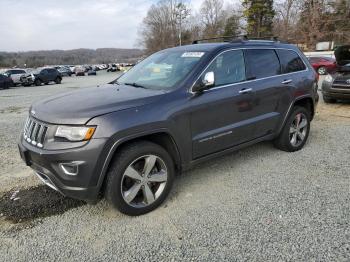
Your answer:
[123,82,147,89]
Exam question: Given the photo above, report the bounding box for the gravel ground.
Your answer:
[0,74,349,261]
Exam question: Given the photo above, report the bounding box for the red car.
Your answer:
[308,56,337,75]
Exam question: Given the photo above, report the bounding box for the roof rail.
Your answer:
[192,35,279,44]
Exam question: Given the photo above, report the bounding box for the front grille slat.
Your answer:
[23,117,48,148]
[30,122,38,141]
[39,127,48,145]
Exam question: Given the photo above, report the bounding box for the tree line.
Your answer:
[139,0,350,53]
[0,48,143,68]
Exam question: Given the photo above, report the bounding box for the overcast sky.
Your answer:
[0,0,213,52]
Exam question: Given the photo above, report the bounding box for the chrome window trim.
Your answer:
[189,47,310,94]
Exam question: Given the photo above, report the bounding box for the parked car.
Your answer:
[75,66,85,76]
[18,39,318,215]
[87,70,97,76]
[56,66,72,77]
[107,64,118,72]
[4,69,27,85]
[69,66,76,74]
[0,74,14,89]
[308,56,337,75]
[322,45,350,103]
[20,68,62,86]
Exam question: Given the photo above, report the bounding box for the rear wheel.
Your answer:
[55,77,61,84]
[105,141,175,216]
[323,96,336,103]
[34,79,42,86]
[274,106,310,152]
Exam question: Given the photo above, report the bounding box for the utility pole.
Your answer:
[175,2,190,46]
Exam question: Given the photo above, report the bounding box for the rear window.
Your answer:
[245,49,280,79]
[277,49,306,73]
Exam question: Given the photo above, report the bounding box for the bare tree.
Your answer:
[297,0,334,50]
[200,0,226,38]
[273,0,300,41]
[138,0,191,53]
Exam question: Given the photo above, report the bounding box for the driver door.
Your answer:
[190,49,257,159]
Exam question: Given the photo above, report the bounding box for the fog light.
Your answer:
[59,161,84,176]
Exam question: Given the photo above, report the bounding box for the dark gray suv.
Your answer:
[18,39,319,215]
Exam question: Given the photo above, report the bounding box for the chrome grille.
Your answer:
[23,117,48,148]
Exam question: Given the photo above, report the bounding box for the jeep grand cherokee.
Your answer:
[18,38,319,215]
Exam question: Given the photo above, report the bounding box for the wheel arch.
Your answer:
[293,96,315,120]
[97,130,182,193]
[277,95,315,136]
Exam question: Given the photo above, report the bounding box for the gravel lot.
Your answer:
[0,73,349,261]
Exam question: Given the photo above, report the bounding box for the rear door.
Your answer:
[48,69,57,81]
[243,49,292,139]
[40,69,49,82]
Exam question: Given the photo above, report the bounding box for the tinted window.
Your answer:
[245,49,280,79]
[277,49,306,73]
[204,49,246,87]
[48,69,56,73]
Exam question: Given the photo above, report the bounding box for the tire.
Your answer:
[34,79,42,86]
[317,66,327,75]
[105,141,175,216]
[274,106,311,152]
[55,77,61,84]
[323,96,336,103]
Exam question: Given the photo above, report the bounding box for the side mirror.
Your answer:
[192,71,215,93]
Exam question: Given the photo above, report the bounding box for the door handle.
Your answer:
[239,88,253,94]
[282,79,292,84]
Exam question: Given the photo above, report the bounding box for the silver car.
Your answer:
[4,69,27,85]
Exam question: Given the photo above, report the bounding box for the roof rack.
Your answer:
[192,35,279,44]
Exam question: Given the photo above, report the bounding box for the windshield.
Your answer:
[116,50,205,90]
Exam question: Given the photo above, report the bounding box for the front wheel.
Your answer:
[323,96,336,103]
[317,66,327,75]
[105,141,175,215]
[274,106,310,152]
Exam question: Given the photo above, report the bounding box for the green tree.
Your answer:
[243,0,275,37]
[224,15,240,36]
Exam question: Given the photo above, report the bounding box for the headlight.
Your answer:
[55,126,95,141]
[324,74,333,83]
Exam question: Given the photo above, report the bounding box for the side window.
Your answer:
[277,49,306,73]
[245,49,280,79]
[204,49,246,87]
[41,69,48,74]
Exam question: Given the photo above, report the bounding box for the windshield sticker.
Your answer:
[181,52,205,58]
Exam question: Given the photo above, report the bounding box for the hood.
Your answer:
[31,84,166,124]
[335,45,350,66]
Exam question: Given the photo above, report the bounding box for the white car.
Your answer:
[4,69,27,85]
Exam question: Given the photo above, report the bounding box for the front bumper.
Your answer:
[18,136,108,201]
[322,80,350,99]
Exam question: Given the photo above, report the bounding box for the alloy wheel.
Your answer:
[289,113,308,147]
[121,155,168,208]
